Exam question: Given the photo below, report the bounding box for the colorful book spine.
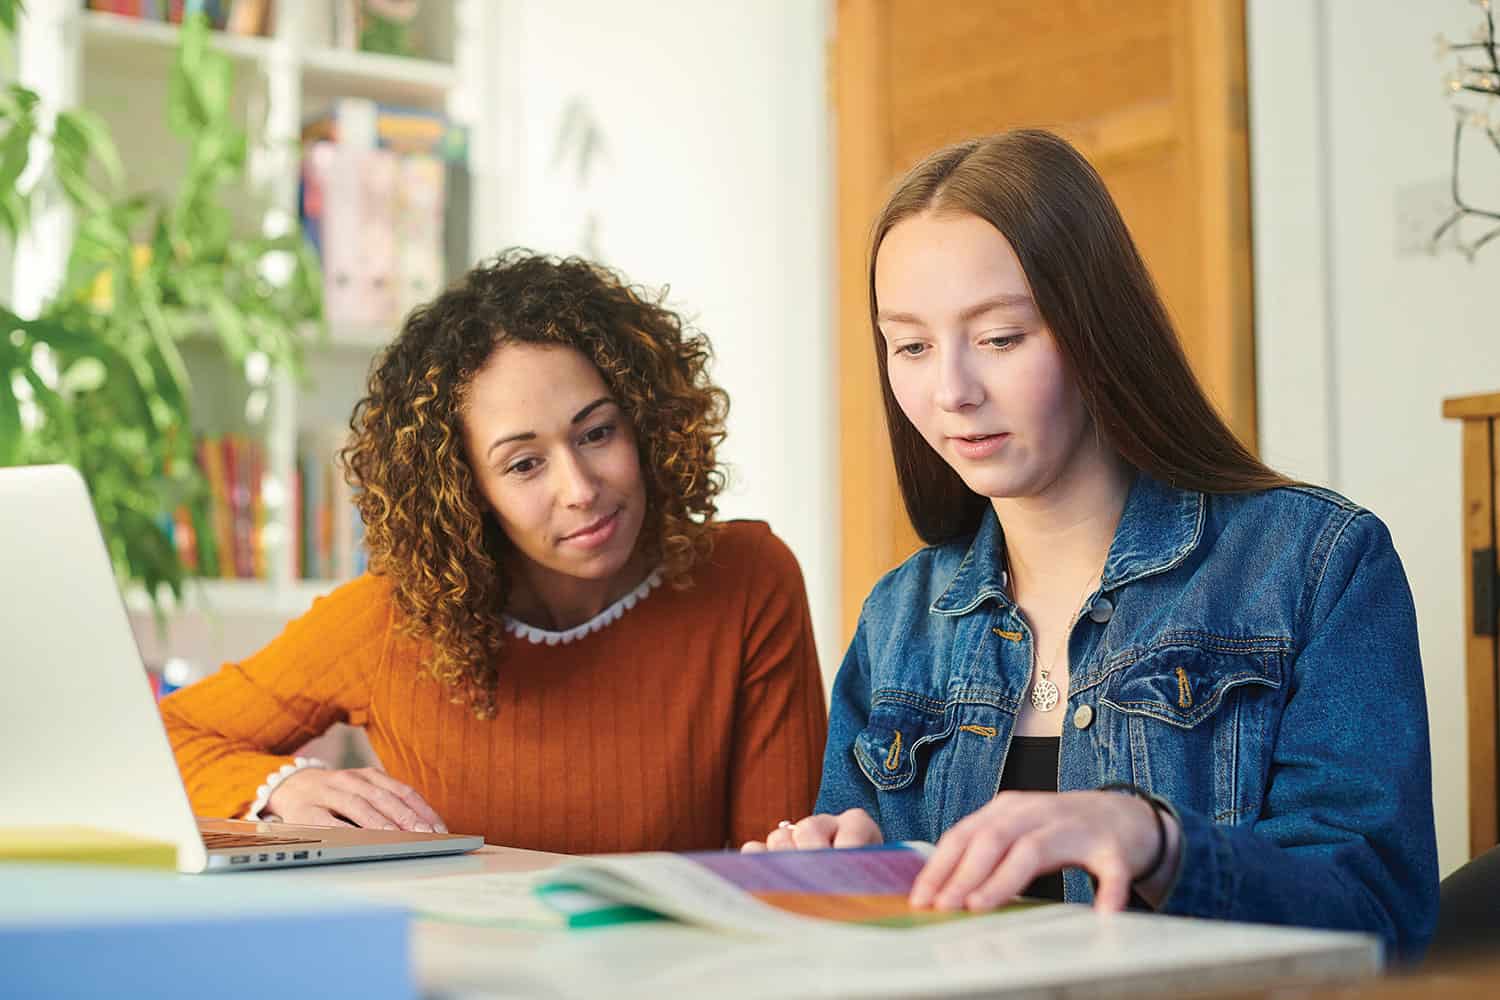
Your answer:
[195,438,235,579]
[295,430,369,581]
[290,465,303,580]
[299,445,323,579]
[224,0,268,36]
[302,99,470,163]
[184,434,272,580]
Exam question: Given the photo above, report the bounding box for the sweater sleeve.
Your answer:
[725,525,829,847]
[158,574,391,819]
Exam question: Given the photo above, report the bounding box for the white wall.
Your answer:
[1249,0,1500,877]
[483,1,841,678]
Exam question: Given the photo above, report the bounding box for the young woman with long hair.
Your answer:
[745,130,1437,961]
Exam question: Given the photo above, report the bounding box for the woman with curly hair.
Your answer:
[159,251,828,853]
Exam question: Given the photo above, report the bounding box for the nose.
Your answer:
[555,447,601,510]
[933,348,983,413]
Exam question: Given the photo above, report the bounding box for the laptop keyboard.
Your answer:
[201,831,323,849]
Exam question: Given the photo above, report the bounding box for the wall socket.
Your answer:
[1395,177,1460,256]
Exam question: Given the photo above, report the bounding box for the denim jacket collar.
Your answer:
[929,473,1205,616]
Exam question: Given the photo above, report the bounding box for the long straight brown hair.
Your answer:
[869,129,1289,545]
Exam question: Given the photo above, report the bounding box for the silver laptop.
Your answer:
[0,464,482,872]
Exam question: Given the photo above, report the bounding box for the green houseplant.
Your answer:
[0,4,321,610]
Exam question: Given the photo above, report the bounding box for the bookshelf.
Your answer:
[16,1,498,659]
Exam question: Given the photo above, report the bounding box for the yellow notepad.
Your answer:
[0,826,176,870]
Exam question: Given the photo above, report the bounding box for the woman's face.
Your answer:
[461,342,648,585]
[874,210,1092,501]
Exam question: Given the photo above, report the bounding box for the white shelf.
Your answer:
[300,46,457,106]
[26,0,489,639]
[80,11,458,108]
[311,322,399,352]
[79,10,274,68]
[127,578,344,618]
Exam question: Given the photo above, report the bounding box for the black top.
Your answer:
[996,735,1065,901]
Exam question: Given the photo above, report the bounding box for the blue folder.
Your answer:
[1,863,411,999]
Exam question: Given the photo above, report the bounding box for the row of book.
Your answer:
[293,429,368,581]
[166,434,267,580]
[164,432,366,583]
[300,98,471,330]
[85,0,271,35]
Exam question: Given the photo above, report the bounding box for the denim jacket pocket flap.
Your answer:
[1100,642,1283,729]
[853,698,951,792]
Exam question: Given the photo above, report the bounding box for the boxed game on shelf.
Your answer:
[300,98,470,329]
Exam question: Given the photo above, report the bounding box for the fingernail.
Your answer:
[934,893,959,911]
[382,825,398,831]
[436,824,448,834]
[966,893,988,911]
[414,823,433,833]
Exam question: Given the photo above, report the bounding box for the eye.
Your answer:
[580,422,616,446]
[892,342,928,358]
[982,332,1024,351]
[505,456,541,477]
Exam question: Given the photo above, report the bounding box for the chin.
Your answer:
[572,548,634,579]
[957,469,1036,501]
[954,468,1012,496]
[573,510,646,577]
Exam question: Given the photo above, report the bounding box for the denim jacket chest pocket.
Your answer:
[854,698,952,791]
[1098,636,1287,826]
[851,695,998,841]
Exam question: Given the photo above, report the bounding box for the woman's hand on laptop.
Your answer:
[739,808,883,852]
[265,766,449,833]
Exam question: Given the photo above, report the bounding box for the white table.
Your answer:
[270,846,1382,999]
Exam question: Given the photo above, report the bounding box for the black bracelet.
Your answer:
[1097,782,1169,886]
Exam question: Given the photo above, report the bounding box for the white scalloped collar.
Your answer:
[502,568,664,645]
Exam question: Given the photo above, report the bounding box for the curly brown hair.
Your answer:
[341,250,729,718]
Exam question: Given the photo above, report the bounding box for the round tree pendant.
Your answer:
[1030,675,1061,712]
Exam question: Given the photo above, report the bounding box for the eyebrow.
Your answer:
[876,293,1035,326]
[485,397,615,460]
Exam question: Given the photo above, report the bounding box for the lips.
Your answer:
[947,432,1011,460]
[561,507,622,545]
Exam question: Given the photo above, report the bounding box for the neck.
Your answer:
[504,546,655,631]
[994,443,1133,602]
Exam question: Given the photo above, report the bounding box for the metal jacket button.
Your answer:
[1073,704,1094,730]
[1088,595,1114,623]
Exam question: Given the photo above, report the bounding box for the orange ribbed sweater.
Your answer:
[160,521,827,853]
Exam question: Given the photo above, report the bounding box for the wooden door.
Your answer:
[833,0,1257,637]
[1444,392,1500,857]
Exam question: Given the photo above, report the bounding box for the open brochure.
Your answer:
[535,843,1050,934]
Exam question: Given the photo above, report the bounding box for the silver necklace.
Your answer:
[1006,550,1104,714]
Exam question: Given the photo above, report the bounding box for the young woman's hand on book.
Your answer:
[739,808,884,852]
[265,766,448,833]
[908,790,1181,913]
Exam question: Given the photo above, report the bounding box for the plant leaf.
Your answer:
[0,368,23,466]
[55,109,125,191]
[0,114,34,203]
[59,356,108,395]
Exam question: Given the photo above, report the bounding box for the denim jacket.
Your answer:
[817,474,1438,961]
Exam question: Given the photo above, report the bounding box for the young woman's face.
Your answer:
[461,342,647,584]
[874,210,1092,500]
